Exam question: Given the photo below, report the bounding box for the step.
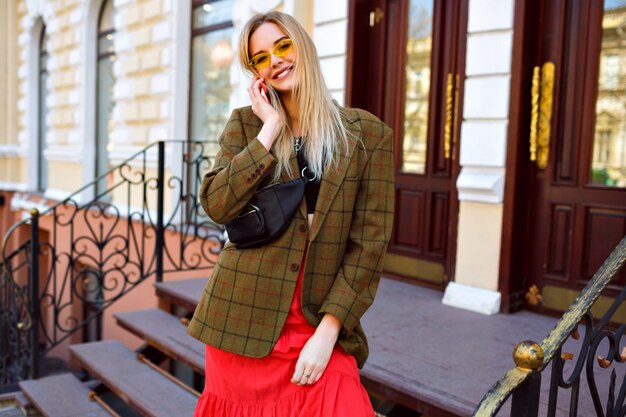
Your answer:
[19,373,110,417]
[0,391,30,410]
[114,309,204,373]
[154,278,207,312]
[0,409,24,417]
[70,340,197,417]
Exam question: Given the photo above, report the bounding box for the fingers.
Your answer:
[247,78,257,101]
[306,369,323,385]
[248,77,265,101]
[291,360,305,384]
[291,362,325,386]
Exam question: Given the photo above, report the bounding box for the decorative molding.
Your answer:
[442,282,501,315]
[313,0,347,23]
[248,0,283,14]
[108,145,159,168]
[26,16,45,191]
[459,121,508,167]
[456,167,505,203]
[0,182,29,192]
[467,0,514,33]
[171,0,191,143]
[43,145,87,162]
[0,144,22,158]
[10,191,53,213]
[463,76,511,119]
[80,0,105,203]
[466,31,513,76]
[44,187,83,203]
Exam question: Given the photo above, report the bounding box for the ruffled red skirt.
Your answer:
[193,251,375,417]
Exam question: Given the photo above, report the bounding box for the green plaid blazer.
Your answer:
[187,104,394,368]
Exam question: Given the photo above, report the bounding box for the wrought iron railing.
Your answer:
[0,141,224,387]
[474,236,626,416]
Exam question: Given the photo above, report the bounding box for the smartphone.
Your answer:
[259,82,270,103]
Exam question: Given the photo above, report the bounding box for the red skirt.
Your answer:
[193,251,375,417]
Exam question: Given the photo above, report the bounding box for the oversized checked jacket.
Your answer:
[187,104,394,368]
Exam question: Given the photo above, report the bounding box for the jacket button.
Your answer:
[259,164,265,170]
[246,178,252,183]
[290,263,299,272]
[251,173,256,179]
[298,224,306,233]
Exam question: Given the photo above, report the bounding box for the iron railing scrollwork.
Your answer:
[0,140,224,387]
[474,236,626,417]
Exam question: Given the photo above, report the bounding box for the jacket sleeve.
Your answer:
[317,123,395,337]
[199,108,277,224]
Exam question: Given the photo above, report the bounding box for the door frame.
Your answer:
[498,0,537,313]
[499,0,625,313]
[345,0,468,289]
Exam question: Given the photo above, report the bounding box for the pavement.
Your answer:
[361,277,623,416]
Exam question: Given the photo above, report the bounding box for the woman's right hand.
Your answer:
[248,77,278,124]
[248,77,282,151]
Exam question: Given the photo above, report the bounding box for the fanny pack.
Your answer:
[225,177,306,249]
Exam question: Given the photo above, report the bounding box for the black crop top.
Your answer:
[295,138,321,214]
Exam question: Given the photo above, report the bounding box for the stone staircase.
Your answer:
[12,278,208,417]
[5,277,424,417]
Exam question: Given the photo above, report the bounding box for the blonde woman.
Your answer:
[187,11,394,417]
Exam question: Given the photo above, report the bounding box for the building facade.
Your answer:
[1,0,624,322]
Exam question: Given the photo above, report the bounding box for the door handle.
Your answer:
[369,7,384,27]
[444,73,459,160]
[529,62,555,169]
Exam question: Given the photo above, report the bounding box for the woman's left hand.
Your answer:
[291,314,341,385]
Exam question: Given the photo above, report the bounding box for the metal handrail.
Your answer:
[0,140,224,386]
[474,236,626,416]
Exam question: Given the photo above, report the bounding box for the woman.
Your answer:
[187,10,394,417]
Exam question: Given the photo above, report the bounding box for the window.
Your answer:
[38,27,48,191]
[95,0,115,195]
[600,54,619,89]
[189,0,234,155]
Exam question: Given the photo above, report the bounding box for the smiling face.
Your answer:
[249,22,297,94]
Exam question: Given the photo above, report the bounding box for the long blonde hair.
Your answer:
[238,11,349,181]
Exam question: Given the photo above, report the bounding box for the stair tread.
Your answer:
[69,340,197,417]
[19,373,110,417]
[114,309,204,373]
[154,278,207,311]
[0,391,30,409]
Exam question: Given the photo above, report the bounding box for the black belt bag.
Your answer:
[225,177,305,249]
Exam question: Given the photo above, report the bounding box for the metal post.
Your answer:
[29,209,40,379]
[156,141,165,282]
[510,371,541,417]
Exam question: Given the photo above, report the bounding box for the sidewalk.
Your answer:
[361,277,616,416]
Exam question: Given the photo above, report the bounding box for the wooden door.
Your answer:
[523,0,626,314]
[346,0,467,288]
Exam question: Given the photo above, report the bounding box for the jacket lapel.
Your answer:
[245,106,362,227]
[308,109,361,243]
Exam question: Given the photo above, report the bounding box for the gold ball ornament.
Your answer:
[513,340,544,370]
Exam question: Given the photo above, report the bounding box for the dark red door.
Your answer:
[347,0,467,288]
[524,0,626,314]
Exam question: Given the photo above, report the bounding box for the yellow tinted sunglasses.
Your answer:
[249,38,293,69]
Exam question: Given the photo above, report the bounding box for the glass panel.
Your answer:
[38,31,48,191]
[192,0,232,29]
[99,0,114,33]
[96,0,116,195]
[401,0,434,174]
[96,54,115,194]
[98,33,114,55]
[590,0,626,187]
[190,27,234,156]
